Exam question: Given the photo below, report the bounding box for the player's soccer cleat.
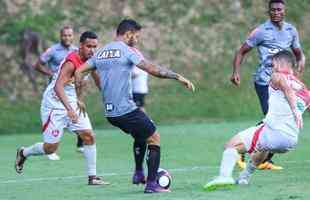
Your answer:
[257,162,283,170]
[203,176,235,191]
[132,170,146,185]
[236,167,252,185]
[15,147,27,174]
[144,181,171,193]
[235,177,249,185]
[237,159,246,170]
[46,153,60,161]
[76,147,84,153]
[88,176,110,185]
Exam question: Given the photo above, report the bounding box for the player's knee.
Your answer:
[43,143,58,154]
[79,131,95,145]
[146,132,160,146]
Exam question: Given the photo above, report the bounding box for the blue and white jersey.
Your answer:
[40,43,77,74]
[246,20,301,85]
[87,41,143,117]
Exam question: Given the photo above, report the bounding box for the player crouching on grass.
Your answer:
[204,50,309,191]
[15,31,109,186]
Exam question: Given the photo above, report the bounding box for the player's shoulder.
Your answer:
[260,20,275,31]
[64,51,81,66]
[247,22,267,37]
[283,21,298,32]
[42,43,59,54]
[52,43,65,50]
[129,47,144,57]
[66,51,79,59]
[63,51,83,68]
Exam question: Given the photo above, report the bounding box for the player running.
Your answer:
[75,19,195,193]
[34,26,84,160]
[15,31,108,185]
[205,50,309,191]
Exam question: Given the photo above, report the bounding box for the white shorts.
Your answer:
[40,104,92,144]
[237,124,297,154]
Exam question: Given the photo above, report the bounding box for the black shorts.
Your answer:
[133,93,146,107]
[107,109,156,141]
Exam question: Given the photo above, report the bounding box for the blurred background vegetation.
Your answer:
[1,0,310,133]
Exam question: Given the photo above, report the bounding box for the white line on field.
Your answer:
[1,160,310,184]
[0,166,213,184]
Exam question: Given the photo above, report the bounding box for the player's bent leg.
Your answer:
[132,139,147,185]
[205,136,242,191]
[43,143,59,154]
[15,142,58,174]
[226,134,248,170]
[46,153,61,161]
[144,132,170,193]
[76,134,84,153]
[44,143,60,161]
[236,151,269,185]
[204,135,246,191]
[257,153,283,170]
[77,130,109,186]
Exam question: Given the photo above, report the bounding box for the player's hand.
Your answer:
[177,75,195,92]
[230,72,240,86]
[77,100,86,117]
[67,108,79,123]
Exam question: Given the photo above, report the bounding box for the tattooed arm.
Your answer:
[136,60,195,91]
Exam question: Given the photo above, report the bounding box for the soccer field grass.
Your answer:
[1,120,310,200]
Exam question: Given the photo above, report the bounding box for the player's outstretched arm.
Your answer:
[54,61,78,123]
[136,60,195,92]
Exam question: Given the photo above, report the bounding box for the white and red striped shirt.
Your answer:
[264,72,310,138]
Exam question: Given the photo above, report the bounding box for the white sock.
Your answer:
[219,148,239,177]
[23,143,45,157]
[238,160,256,180]
[83,144,97,176]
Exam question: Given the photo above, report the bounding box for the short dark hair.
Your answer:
[60,25,73,34]
[79,31,98,43]
[116,19,142,36]
[272,50,296,68]
[269,0,285,9]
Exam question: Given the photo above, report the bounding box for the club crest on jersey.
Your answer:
[97,49,121,59]
[105,103,114,112]
[268,48,282,54]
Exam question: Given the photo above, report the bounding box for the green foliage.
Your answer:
[1,1,310,133]
[0,3,65,45]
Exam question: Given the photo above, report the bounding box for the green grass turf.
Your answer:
[1,120,310,200]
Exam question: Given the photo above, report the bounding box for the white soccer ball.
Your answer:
[157,168,172,189]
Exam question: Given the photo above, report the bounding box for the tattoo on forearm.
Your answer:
[157,66,179,79]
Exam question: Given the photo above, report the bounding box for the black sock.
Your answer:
[133,140,147,171]
[77,135,83,147]
[263,153,274,163]
[146,145,160,182]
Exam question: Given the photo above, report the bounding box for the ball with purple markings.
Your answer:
[156,168,172,189]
